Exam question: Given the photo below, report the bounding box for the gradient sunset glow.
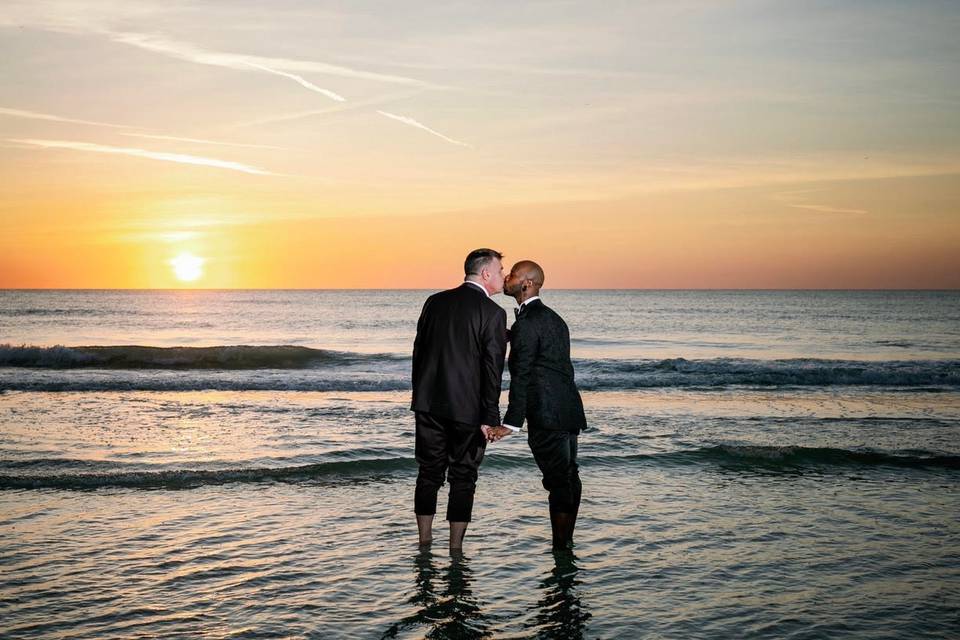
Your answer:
[1,1,958,289]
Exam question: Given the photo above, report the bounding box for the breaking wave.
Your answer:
[0,344,401,369]
[573,357,960,390]
[2,446,955,490]
[1,345,957,391]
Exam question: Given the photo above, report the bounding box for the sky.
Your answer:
[1,0,958,288]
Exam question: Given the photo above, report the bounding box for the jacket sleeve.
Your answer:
[412,295,431,381]
[479,306,507,425]
[503,317,538,429]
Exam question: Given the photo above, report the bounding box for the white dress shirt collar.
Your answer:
[518,295,541,309]
[463,280,491,298]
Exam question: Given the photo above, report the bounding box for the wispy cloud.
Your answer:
[333,54,646,79]
[376,111,472,148]
[110,230,205,244]
[227,90,424,129]
[109,31,434,91]
[789,203,868,214]
[9,138,277,176]
[240,61,346,102]
[0,106,140,129]
[121,133,287,150]
[772,189,868,214]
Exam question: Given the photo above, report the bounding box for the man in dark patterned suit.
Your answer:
[487,260,587,549]
[411,249,508,549]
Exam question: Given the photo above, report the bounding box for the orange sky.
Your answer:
[3,172,957,289]
[1,2,958,288]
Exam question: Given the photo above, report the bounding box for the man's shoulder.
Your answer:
[527,301,568,329]
[457,283,505,312]
[428,284,504,314]
[426,284,470,304]
[479,293,505,311]
[525,299,555,318]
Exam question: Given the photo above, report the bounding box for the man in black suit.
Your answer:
[488,260,587,549]
[411,248,508,549]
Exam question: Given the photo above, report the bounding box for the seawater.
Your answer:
[1,290,958,638]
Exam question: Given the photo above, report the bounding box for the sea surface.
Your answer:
[1,289,958,639]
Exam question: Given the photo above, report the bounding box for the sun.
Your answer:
[170,252,205,282]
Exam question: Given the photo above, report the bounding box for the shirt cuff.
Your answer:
[502,423,521,432]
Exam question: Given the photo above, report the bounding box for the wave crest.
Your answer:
[1,345,957,390]
[2,446,955,491]
[574,357,960,389]
[0,344,397,369]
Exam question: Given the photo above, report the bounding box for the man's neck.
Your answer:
[464,277,491,297]
[513,291,540,305]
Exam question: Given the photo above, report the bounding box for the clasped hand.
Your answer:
[480,425,512,442]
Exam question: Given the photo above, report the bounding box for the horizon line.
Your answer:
[2,287,958,292]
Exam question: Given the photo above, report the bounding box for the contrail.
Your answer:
[121,133,288,150]
[376,111,472,148]
[0,106,140,129]
[9,138,277,176]
[789,203,868,215]
[241,61,346,102]
[109,32,435,88]
[228,90,423,129]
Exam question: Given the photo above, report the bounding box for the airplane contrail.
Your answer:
[376,111,472,148]
[228,90,424,129]
[788,203,868,215]
[9,138,277,175]
[240,61,346,102]
[109,31,434,88]
[121,133,288,150]
[0,106,140,129]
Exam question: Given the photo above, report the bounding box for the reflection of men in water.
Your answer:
[381,548,491,639]
[488,261,587,549]
[530,551,591,639]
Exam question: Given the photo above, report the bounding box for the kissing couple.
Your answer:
[410,248,587,550]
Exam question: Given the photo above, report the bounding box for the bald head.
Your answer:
[513,261,544,287]
[504,260,545,302]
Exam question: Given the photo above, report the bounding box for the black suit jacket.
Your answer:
[411,283,508,426]
[503,299,587,432]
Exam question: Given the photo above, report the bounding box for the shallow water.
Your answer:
[1,290,959,637]
[2,387,958,638]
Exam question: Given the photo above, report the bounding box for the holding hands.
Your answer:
[480,425,514,442]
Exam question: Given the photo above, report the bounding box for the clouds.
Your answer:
[104,32,469,146]
[0,106,140,129]
[2,1,958,190]
[239,62,346,102]
[108,31,432,91]
[376,111,472,148]
[120,133,288,150]
[12,26,468,148]
[1,108,291,174]
[8,138,277,175]
[2,2,471,149]
[772,190,869,215]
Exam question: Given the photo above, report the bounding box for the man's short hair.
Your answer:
[464,248,503,276]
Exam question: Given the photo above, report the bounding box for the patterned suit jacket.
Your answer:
[503,299,587,432]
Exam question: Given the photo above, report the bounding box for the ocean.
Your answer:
[1,289,958,638]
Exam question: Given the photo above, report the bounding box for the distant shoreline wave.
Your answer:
[2,445,955,490]
[1,344,958,391]
[0,344,402,369]
[575,357,960,389]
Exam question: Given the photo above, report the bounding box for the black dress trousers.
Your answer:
[527,430,581,514]
[414,411,488,522]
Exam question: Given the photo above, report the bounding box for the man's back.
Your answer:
[411,283,507,426]
[503,299,586,432]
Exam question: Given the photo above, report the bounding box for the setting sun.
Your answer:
[170,252,205,282]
